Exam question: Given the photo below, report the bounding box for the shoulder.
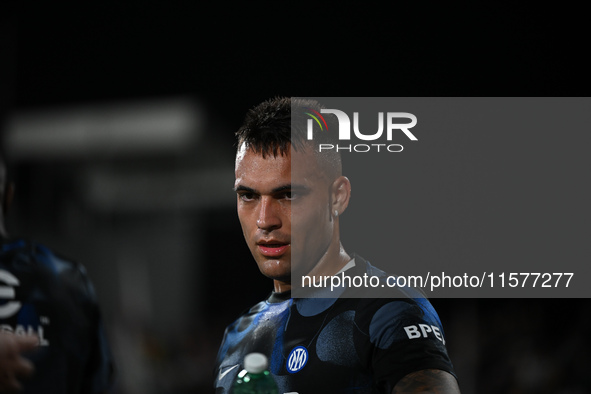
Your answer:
[0,237,97,300]
[344,257,456,389]
[224,292,291,333]
[340,256,446,347]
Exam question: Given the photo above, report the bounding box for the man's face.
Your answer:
[234,144,335,287]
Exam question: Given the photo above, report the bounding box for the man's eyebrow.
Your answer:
[233,184,308,194]
[234,185,256,193]
[271,185,292,193]
[275,184,310,193]
[235,184,293,194]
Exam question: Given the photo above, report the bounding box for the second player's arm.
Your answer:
[391,369,460,393]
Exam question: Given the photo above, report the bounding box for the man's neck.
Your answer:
[308,242,351,278]
[273,243,351,294]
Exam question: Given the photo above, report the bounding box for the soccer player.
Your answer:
[0,156,114,393]
[214,97,460,393]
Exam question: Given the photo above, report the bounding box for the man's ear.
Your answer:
[331,176,351,217]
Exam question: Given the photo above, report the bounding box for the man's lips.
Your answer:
[257,242,290,257]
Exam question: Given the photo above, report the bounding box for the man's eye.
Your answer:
[283,192,295,200]
[238,193,255,201]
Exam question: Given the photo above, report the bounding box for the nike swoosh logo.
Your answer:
[218,364,239,381]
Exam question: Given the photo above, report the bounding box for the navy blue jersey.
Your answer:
[215,255,455,393]
[0,238,114,394]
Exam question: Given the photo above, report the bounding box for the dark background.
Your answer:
[1,3,589,393]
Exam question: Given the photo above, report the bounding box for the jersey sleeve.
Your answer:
[367,298,456,392]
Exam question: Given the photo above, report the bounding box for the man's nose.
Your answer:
[256,197,281,231]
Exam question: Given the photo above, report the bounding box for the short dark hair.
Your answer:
[235,97,342,180]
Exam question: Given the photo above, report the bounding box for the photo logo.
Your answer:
[304,107,329,135]
[286,346,308,373]
[306,108,418,153]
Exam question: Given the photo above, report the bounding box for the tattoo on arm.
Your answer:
[392,369,460,393]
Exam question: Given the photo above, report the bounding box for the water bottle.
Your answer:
[232,352,279,394]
